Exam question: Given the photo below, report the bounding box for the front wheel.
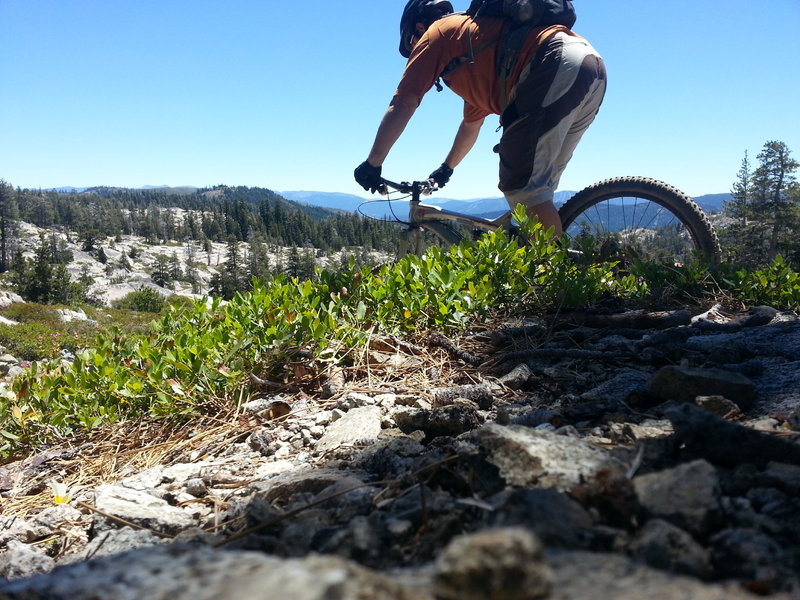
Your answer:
[558,177,721,264]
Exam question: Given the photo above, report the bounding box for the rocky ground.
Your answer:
[1,302,800,599]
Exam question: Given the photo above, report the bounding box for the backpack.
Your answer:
[437,0,576,106]
[466,0,576,28]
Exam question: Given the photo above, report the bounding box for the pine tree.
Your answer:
[0,180,20,273]
[722,141,800,266]
[751,141,799,261]
[726,151,751,227]
[150,254,171,288]
[246,231,272,283]
[169,251,183,282]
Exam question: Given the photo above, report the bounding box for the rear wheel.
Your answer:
[558,177,721,264]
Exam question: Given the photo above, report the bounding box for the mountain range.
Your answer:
[281,190,731,218]
[51,186,731,218]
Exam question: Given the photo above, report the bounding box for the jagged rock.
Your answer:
[758,462,800,495]
[497,363,534,389]
[665,403,800,466]
[0,505,85,546]
[633,459,721,537]
[629,519,712,578]
[0,353,20,376]
[473,423,627,491]
[0,516,36,546]
[0,544,414,600]
[314,405,382,455]
[486,488,594,549]
[432,383,495,410]
[27,505,87,540]
[0,290,24,309]
[336,392,376,410]
[61,528,167,565]
[548,551,780,600]
[247,467,366,505]
[434,528,553,600]
[55,308,93,323]
[648,365,758,409]
[711,528,793,592]
[0,539,54,580]
[395,405,484,440]
[93,485,196,534]
[115,463,203,492]
[580,368,650,402]
[2,303,800,598]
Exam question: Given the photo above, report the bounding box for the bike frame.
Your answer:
[378,174,722,263]
[381,179,514,256]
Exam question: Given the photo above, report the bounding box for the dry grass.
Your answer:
[1,412,245,519]
[1,329,494,521]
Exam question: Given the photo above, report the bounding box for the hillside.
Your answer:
[10,216,388,307]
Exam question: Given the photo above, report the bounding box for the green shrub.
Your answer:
[0,303,100,361]
[1,302,64,326]
[112,287,166,313]
[722,255,800,310]
[0,322,66,361]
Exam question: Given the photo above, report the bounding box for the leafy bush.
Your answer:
[722,255,800,310]
[0,322,69,361]
[112,287,166,313]
[1,302,65,326]
[0,304,99,361]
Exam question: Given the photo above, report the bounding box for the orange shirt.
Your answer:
[394,14,573,122]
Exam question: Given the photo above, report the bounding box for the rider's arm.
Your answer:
[444,116,485,168]
[366,95,419,167]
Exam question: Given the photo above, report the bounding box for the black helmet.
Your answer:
[399,0,454,58]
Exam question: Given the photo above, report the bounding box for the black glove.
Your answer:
[428,163,453,187]
[354,161,383,194]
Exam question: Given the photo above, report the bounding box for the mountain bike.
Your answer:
[375,176,721,264]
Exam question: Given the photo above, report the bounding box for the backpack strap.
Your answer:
[496,22,534,108]
[435,20,502,91]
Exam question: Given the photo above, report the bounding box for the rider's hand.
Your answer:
[354,161,383,194]
[428,163,453,188]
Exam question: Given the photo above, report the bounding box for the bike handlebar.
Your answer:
[379,178,438,196]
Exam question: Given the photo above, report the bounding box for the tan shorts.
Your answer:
[498,31,607,208]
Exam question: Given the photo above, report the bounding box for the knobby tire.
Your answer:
[558,176,721,263]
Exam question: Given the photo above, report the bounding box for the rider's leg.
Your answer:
[526,201,562,235]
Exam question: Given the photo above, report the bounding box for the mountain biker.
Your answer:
[354,0,606,235]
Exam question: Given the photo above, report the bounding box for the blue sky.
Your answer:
[1,1,799,199]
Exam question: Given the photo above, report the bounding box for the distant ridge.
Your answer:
[50,185,199,195]
[281,191,367,213]
[48,187,731,215]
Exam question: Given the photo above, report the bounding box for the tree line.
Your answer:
[0,184,398,271]
[0,183,400,301]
